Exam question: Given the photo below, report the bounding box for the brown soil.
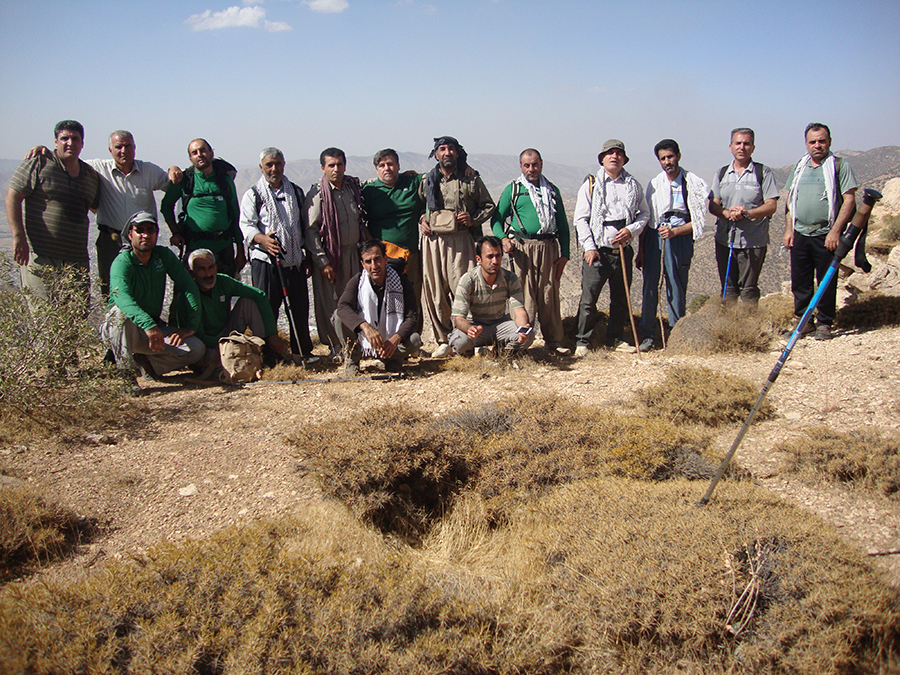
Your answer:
[5,326,900,588]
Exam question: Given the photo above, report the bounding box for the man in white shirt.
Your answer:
[573,139,649,356]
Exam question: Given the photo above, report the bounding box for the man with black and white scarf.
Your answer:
[239,147,315,363]
[782,123,857,341]
[491,149,571,356]
[573,139,649,357]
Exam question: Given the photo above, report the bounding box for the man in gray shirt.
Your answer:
[708,128,779,305]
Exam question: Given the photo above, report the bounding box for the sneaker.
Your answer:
[546,343,572,356]
[432,343,452,358]
[613,340,637,354]
[813,324,832,341]
[132,353,161,381]
[574,345,589,358]
[638,337,655,352]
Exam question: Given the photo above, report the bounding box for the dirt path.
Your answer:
[5,326,899,587]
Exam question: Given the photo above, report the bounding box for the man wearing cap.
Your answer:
[491,148,570,356]
[573,139,649,357]
[101,212,206,380]
[637,139,709,350]
[6,120,100,301]
[782,123,857,341]
[418,136,495,357]
[304,147,371,357]
[240,147,315,361]
[23,130,173,297]
[708,128,779,305]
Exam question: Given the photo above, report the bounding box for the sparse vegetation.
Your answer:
[0,254,135,441]
[688,292,710,314]
[880,214,900,242]
[778,426,900,500]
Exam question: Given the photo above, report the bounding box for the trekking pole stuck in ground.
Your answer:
[619,244,642,357]
[658,235,668,349]
[722,225,736,302]
[699,189,882,506]
[268,236,305,369]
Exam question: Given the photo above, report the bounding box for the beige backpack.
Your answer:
[218,331,265,384]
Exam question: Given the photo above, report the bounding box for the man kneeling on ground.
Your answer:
[173,248,287,370]
[449,235,534,356]
[333,240,421,376]
[101,212,205,380]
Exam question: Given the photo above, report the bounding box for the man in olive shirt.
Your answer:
[101,212,205,379]
[418,136,495,356]
[161,138,245,277]
[491,148,570,355]
[6,119,100,301]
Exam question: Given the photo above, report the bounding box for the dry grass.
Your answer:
[640,365,775,428]
[667,300,773,354]
[1,480,897,674]
[778,426,900,500]
[0,484,93,581]
[836,291,900,329]
[759,293,796,332]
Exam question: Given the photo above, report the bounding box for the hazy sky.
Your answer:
[1,0,897,181]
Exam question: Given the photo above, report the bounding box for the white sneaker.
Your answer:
[614,340,637,354]
[574,345,589,358]
[546,343,572,356]
[432,343,452,358]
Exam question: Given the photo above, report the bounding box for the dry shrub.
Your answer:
[758,293,796,332]
[0,255,135,441]
[667,300,772,354]
[640,365,775,427]
[880,214,900,242]
[778,426,900,500]
[0,484,92,579]
[3,482,897,674]
[836,291,900,328]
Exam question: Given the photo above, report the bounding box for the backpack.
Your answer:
[249,181,307,237]
[218,331,265,384]
[179,158,239,237]
[717,162,765,190]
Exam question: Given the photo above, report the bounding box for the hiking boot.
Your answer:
[546,343,572,356]
[638,337,655,352]
[432,343,452,358]
[613,340,637,354]
[574,345,589,358]
[813,324,832,341]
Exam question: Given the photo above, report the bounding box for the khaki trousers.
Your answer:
[506,238,564,344]
[421,231,475,344]
[311,244,360,352]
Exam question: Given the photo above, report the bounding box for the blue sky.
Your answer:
[1,0,897,181]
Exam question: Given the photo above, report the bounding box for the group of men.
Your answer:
[5,120,859,384]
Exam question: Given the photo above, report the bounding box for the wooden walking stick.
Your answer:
[619,244,641,357]
[658,235,667,349]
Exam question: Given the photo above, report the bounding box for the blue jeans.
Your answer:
[639,228,694,340]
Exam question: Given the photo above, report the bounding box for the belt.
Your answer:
[98,224,122,241]
[602,219,626,230]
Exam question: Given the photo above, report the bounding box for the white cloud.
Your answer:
[186,5,292,31]
[303,0,349,14]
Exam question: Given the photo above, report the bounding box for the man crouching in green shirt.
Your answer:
[101,212,206,381]
[173,248,287,368]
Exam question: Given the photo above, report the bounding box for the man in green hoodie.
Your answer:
[101,212,206,379]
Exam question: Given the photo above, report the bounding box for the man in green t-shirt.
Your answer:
[161,139,246,278]
[782,123,857,341]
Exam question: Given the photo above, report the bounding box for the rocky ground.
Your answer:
[4,323,899,589]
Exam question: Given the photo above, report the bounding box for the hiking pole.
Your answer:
[268,236,305,369]
[619,244,641,357]
[243,373,406,387]
[722,225,736,302]
[699,188,882,506]
[658,233,668,349]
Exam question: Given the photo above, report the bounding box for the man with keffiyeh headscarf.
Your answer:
[417,136,495,357]
[782,123,857,341]
[240,147,315,362]
[491,149,570,356]
[305,147,371,357]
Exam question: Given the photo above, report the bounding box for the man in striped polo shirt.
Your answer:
[448,235,533,356]
[6,120,100,301]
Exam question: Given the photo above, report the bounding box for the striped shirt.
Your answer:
[451,265,524,325]
[9,154,100,263]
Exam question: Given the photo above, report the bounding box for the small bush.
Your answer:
[778,426,900,499]
[759,293,796,332]
[640,365,775,427]
[0,484,92,579]
[667,300,772,354]
[0,254,135,441]
[879,214,900,242]
[836,291,900,328]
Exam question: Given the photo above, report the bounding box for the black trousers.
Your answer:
[576,247,633,347]
[251,259,314,356]
[790,231,838,326]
